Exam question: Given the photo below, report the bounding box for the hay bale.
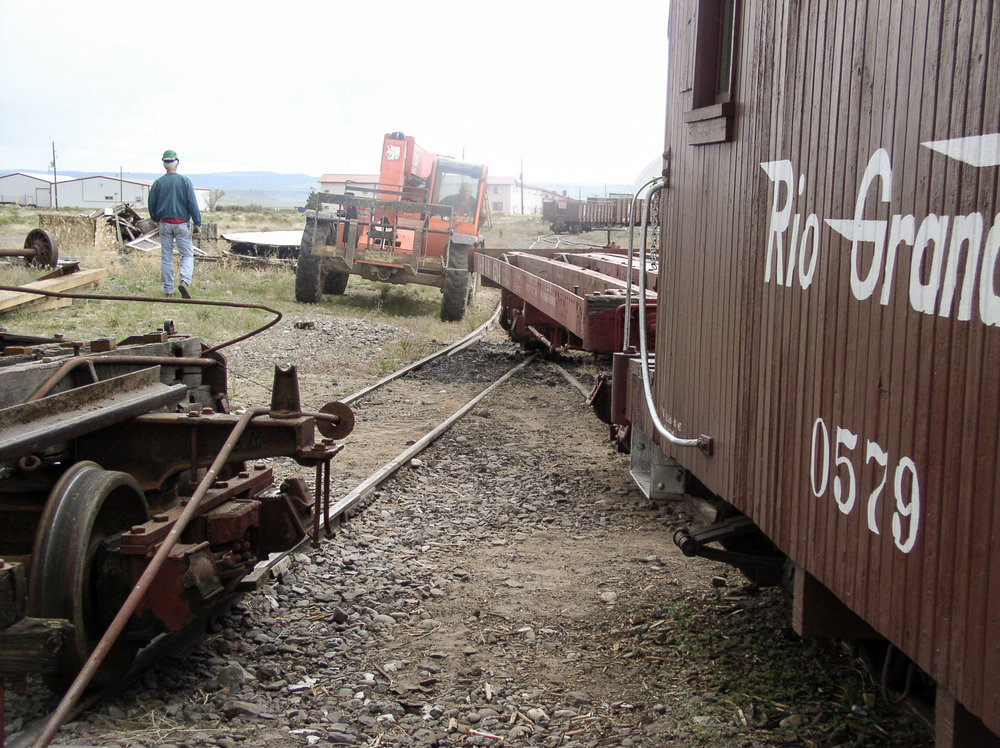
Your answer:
[38,214,117,251]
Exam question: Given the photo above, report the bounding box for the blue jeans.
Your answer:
[160,221,194,293]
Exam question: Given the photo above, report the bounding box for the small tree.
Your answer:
[305,189,320,210]
[207,189,226,210]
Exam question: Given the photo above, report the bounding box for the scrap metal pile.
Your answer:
[86,203,154,245]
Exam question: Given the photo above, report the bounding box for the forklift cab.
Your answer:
[433,158,487,229]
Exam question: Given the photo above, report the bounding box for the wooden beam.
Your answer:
[936,686,1000,748]
[0,562,26,629]
[686,115,732,145]
[0,618,73,676]
[0,268,108,315]
[792,567,879,639]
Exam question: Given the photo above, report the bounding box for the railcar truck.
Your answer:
[295,132,488,321]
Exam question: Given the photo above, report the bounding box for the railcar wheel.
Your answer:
[29,461,150,691]
[23,228,58,267]
[323,270,350,295]
[295,218,327,303]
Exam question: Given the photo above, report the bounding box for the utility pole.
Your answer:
[519,157,524,216]
[51,142,59,209]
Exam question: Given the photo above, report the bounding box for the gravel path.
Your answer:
[5,321,930,748]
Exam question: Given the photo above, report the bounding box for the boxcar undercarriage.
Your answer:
[0,322,353,694]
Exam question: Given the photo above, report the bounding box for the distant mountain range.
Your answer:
[189,172,319,207]
[3,169,634,208]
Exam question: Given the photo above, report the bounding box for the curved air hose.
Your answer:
[0,286,281,353]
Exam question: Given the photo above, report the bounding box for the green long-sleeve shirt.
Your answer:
[148,173,202,226]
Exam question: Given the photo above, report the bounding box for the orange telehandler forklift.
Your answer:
[295,132,488,321]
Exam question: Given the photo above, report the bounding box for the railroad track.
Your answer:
[9,305,553,748]
[528,233,611,251]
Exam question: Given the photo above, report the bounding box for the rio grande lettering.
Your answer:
[761,147,1000,326]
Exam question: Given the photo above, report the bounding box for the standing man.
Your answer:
[148,149,201,298]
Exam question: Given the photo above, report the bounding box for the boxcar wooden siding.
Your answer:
[659,0,999,732]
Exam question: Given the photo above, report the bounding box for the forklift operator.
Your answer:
[441,182,476,217]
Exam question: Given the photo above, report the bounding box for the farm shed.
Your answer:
[54,175,152,210]
[484,176,564,215]
[0,172,210,211]
[0,172,63,207]
[55,175,210,212]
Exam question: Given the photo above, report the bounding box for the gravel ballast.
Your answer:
[5,319,930,748]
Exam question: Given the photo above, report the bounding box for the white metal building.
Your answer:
[0,172,209,211]
[56,175,152,209]
[485,177,565,216]
[0,172,63,207]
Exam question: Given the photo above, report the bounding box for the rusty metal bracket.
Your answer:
[0,369,188,463]
[673,515,785,570]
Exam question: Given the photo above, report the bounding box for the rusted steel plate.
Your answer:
[473,246,630,276]
[0,369,186,462]
[480,252,656,354]
[77,413,317,491]
[118,466,276,554]
[504,252,641,297]
[479,253,586,333]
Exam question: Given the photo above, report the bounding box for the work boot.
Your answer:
[179,280,191,299]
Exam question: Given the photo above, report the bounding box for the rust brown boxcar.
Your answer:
[631,0,1000,744]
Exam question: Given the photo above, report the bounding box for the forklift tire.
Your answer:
[295,219,326,303]
[323,271,350,295]
[441,269,470,321]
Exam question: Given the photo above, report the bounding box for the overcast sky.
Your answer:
[0,1,668,185]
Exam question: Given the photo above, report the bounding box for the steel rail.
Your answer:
[341,302,501,405]
[237,310,506,567]
[529,234,560,249]
[445,303,502,358]
[16,305,506,746]
[547,361,593,399]
[325,353,538,523]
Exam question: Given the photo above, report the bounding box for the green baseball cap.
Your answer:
[162,149,178,161]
